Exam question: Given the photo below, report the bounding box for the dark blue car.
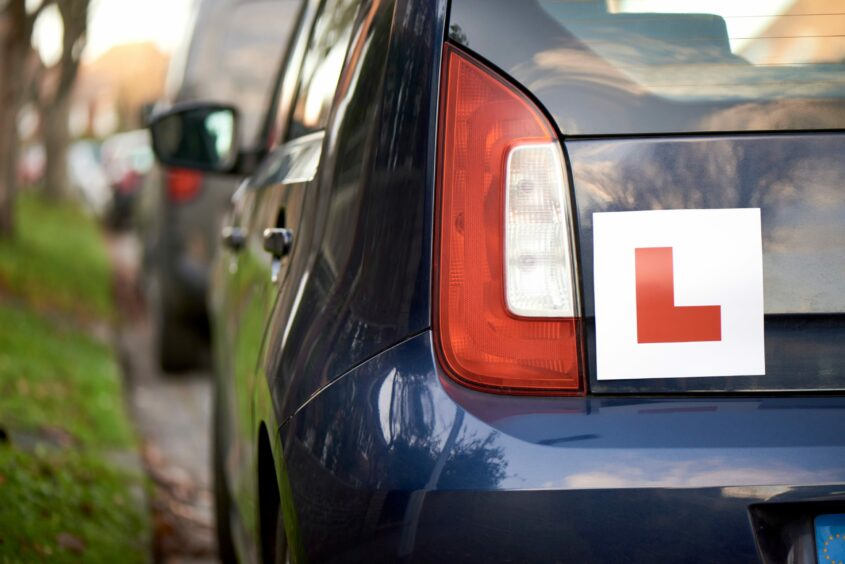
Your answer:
[149,0,845,561]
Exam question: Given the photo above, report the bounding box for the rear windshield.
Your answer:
[450,0,845,135]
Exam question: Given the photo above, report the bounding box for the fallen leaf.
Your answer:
[40,426,75,449]
[56,532,85,554]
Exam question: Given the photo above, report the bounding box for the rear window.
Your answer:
[450,0,845,135]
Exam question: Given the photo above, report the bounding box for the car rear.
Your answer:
[436,0,845,560]
[286,1,845,561]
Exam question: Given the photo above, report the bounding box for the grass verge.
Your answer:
[0,192,148,562]
[0,192,112,320]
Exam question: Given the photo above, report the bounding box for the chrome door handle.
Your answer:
[221,226,246,251]
[262,228,293,258]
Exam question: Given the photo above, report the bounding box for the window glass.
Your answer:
[287,0,361,139]
[451,0,845,134]
[544,0,845,103]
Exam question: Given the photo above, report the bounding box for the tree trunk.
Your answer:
[42,92,72,200]
[0,0,45,238]
[0,7,29,238]
[39,0,89,202]
[0,115,20,237]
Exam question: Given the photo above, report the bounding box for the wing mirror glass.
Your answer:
[149,103,239,172]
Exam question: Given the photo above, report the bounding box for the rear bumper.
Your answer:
[281,331,845,562]
[155,240,209,327]
[155,175,226,322]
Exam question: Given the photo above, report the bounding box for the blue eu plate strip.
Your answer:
[816,514,845,564]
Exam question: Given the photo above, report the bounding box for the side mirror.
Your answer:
[149,103,239,173]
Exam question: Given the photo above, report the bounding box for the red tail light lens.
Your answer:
[166,168,203,203]
[434,45,582,395]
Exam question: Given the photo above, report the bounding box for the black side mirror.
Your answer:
[149,103,239,173]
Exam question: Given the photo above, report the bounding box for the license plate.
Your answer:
[816,514,845,564]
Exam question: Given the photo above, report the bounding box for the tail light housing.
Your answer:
[166,168,203,203]
[434,45,583,395]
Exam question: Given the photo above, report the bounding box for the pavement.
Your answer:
[107,233,218,564]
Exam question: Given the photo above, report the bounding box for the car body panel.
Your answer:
[216,130,324,556]
[217,0,445,559]
[258,0,444,427]
[210,0,320,559]
[282,330,845,562]
[140,168,233,316]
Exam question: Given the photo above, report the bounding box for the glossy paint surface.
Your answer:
[260,0,442,425]
[213,0,444,554]
[219,132,324,556]
[211,1,322,557]
[567,133,845,393]
[282,331,845,561]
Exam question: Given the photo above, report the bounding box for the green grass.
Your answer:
[0,193,112,320]
[0,446,147,563]
[0,305,132,448]
[0,192,148,562]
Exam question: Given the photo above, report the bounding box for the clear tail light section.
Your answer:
[434,45,583,395]
[505,143,575,317]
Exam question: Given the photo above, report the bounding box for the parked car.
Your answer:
[136,0,301,371]
[101,129,153,229]
[16,143,44,186]
[149,0,845,561]
[67,139,109,217]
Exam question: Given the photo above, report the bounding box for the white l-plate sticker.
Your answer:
[593,208,765,380]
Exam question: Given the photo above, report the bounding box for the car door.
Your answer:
[216,0,362,553]
[212,0,315,553]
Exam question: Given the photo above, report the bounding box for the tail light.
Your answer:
[116,171,141,194]
[166,168,203,203]
[434,45,583,395]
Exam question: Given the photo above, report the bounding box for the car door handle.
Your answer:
[221,226,246,251]
[262,227,293,258]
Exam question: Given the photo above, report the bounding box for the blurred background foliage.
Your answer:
[0,0,198,558]
[0,0,185,237]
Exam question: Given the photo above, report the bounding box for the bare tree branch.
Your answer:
[53,0,89,97]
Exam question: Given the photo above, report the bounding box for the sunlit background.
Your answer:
[30,0,193,138]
